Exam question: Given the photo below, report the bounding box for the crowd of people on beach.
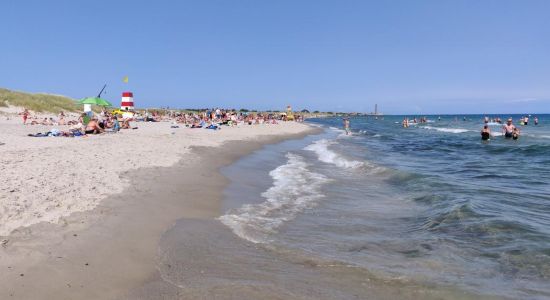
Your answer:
[16,107,303,138]
[166,108,303,129]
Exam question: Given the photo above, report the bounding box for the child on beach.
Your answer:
[22,109,29,124]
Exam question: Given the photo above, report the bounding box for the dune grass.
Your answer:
[0,88,80,113]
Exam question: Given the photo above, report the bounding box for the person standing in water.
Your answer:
[481,125,491,141]
[534,116,539,125]
[512,127,521,140]
[502,118,516,139]
[343,118,350,135]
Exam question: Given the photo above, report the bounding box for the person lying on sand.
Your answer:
[85,118,104,134]
[120,119,131,129]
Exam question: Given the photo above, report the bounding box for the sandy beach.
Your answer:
[0,115,312,236]
[0,114,319,299]
[0,113,506,300]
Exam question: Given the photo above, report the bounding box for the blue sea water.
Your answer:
[220,115,550,299]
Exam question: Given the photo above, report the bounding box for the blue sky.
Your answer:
[1,0,549,114]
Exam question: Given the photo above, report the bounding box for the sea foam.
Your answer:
[219,153,330,243]
[304,139,364,169]
[423,126,471,134]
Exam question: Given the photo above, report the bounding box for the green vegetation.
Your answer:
[0,88,80,113]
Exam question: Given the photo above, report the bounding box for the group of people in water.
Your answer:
[401,117,429,128]
[342,115,541,142]
[480,115,540,141]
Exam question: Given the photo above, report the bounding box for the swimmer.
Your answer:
[512,127,520,140]
[481,125,491,141]
[402,117,409,128]
[534,116,539,125]
[502,118,516,139]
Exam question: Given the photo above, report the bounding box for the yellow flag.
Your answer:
[123,76,128,83]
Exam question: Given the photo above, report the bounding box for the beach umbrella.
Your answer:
[79,97,113,107]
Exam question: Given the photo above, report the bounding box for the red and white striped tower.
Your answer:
[121,92,134,110]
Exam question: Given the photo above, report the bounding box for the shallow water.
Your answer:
[219,115,550,299]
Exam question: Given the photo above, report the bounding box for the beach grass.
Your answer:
[0,88,80,113]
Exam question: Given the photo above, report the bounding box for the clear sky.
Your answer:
[1,0,549,114]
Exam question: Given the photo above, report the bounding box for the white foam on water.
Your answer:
[219,153,330,243]
[338,131,353,138]
[304,139,364,169]
[423,126,471,134]
[524,133,550,139]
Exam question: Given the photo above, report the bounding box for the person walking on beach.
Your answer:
[22,108,29,125]
[502,118,516,139]
[481,125,491,141]
[343,118,350,135]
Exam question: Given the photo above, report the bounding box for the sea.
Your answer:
[217,115,550,299]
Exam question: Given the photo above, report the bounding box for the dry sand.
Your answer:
[0,114,311,236]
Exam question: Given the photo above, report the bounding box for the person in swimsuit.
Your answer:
[343,118,350,135]
[402,117,409,128]
[502,118,516,139]
[481,125,491,141]
[512,127,520,140]
[22,109,29,124]
[534,116,539,125]
[85,118,104,134]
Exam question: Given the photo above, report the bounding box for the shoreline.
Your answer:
[0,125,320,299]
